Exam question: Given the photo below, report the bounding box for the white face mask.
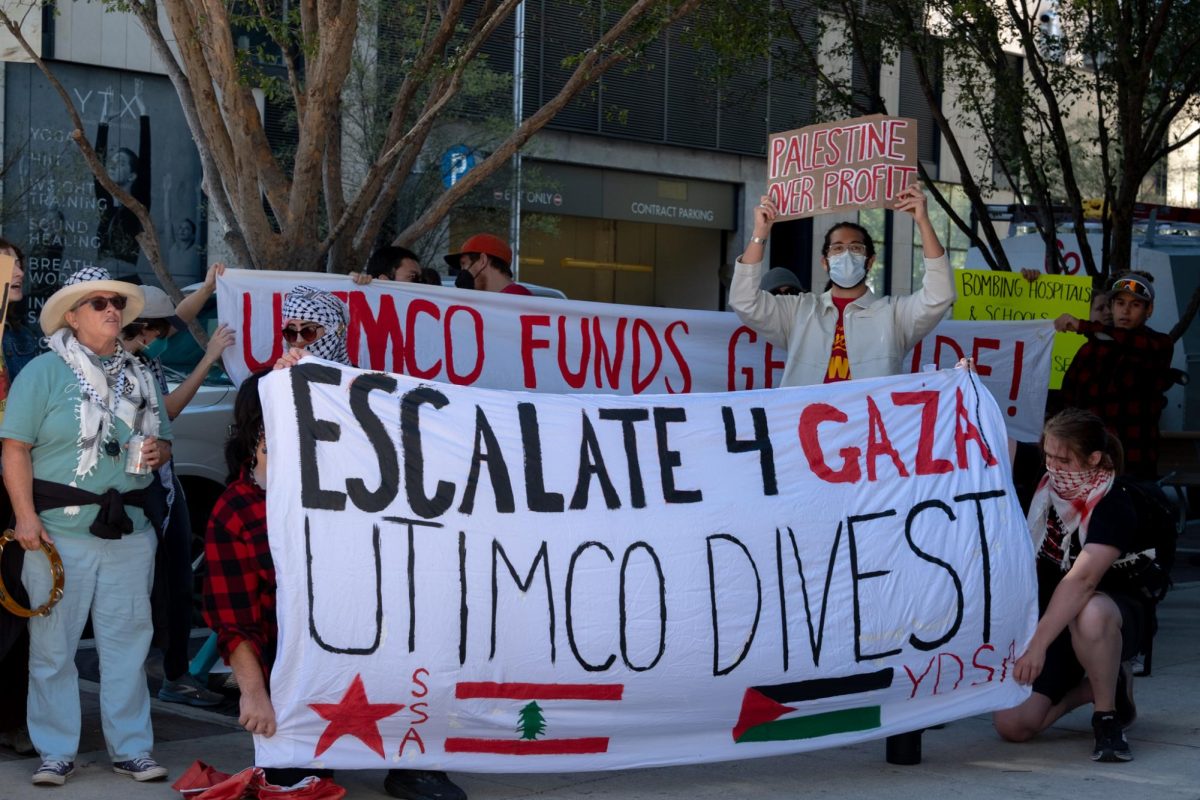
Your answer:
[827,250,868,289]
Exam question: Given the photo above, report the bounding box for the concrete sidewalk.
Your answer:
[3,583,1198,800]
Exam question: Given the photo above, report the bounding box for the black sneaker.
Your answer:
[1092,712,1133,762]
[31,759,75,786]
[1115,661,1137,730]
[383,769,467,800]
[158,674,225,707]
[112,756,168,781]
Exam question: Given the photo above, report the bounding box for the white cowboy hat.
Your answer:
[40,267,145,335]
[135,285,185,330]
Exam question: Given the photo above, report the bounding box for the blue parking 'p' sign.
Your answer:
[441,145,477,189]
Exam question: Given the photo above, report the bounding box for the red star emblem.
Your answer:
[309,674,405,758]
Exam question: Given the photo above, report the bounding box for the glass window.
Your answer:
[912,182,972,288]
[858,207,889,295]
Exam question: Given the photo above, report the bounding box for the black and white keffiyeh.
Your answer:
[48,327,162,479]
[281,285,351,365]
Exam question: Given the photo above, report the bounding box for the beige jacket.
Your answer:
[728,254,955,387]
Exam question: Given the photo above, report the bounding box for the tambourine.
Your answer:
[0,529,65,618]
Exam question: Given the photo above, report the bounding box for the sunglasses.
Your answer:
[1111,278,1152,301]
[122,319,171,339]
[281,324,324,345]
[74,295,129,313]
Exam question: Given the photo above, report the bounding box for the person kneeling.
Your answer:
[994,409,1141,762]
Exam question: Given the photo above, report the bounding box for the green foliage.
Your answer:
[696,0,1200,277]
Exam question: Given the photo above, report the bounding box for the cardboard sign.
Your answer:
[952,269,1092,390]
[766,115,920,220]
[216,270,1055,441]
[256,363,1035,771]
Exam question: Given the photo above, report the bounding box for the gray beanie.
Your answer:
[760,267,803,294]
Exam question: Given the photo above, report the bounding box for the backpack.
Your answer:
[1105,477,1179,605]
[1106,478,1181,676]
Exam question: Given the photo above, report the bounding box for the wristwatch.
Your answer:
[750,235,768,245]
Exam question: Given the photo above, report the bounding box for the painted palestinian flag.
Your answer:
[732,668,894,743]
[444,682,624,755]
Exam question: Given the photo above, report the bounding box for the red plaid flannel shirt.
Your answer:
[1060,320,1174,478]
[202,468,277,670]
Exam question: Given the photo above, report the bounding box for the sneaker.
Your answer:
[0,725,36,755]
[113,756,168,781]
[31,759,75,786]
[1115,661,1137,730]
[1092,712,1133,762]
[158,673,225,707]
[383,769,466,800]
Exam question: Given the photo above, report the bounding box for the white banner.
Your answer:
[218,270,1054,440]
[907,320,1054,443]
[258,362,1036,772]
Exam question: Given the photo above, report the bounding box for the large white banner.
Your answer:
[218,271,1053,440]
[258,362,1036,772]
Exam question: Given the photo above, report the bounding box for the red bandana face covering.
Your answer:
[1046,466,1108,500]
[1027,465,1115,569]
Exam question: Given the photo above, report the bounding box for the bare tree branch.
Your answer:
[398,0,703,244]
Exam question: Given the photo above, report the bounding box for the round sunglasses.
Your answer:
[281,324,324,345]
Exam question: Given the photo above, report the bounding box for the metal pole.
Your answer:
[510,1,525,280]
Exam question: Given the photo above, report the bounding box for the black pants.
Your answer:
[149,474,195,682]
[0,629,28,731]
[0,471,30,732]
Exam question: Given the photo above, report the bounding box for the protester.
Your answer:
[0,267,173,785]
[760,267,804,296]
[1090,278,1113,326]
[444,233,532,295]
[0,236,39,757]
[1056,271,1174,479]
[729,183,953,385]
[273,284,353,369]
[994,408,1141,762]
[120,285,234,708]
[366,245,423,282]
[418,266,443,286]
[265,286,468,800]
[1,239,41,379]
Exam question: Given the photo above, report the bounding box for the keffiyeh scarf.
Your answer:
[1026,466,1114,569]
[282,285,351,365]
[48,327,162,479]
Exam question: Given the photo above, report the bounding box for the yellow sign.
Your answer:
[952,268,1092,390]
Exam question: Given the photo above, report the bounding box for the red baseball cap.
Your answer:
[444,233,512,268]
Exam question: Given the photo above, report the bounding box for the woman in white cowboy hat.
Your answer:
[0,267,174,786]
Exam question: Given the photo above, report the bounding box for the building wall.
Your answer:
[0,2,1038,312]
